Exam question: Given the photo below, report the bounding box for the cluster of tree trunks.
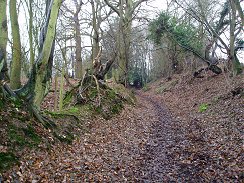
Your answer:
[0,0,62,124]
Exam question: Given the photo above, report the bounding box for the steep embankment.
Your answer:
[145,72,244,182]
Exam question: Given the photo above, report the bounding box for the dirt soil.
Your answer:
[1,73,243,182]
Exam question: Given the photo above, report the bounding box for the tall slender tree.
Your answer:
[63,0,83,79]
[0,0,8,81]
[104,0,147,86]
[9,0,22,89]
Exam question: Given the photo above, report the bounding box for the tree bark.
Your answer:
[234,0,244,29]
[9,0,22,89]
[0,0,8,81]
[229,0,242,75]
[75,12,82,79]
[91,0,100,61]
[28,0,35,69]
[32,0,62,107]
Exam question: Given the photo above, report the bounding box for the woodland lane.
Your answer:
[135,92,200,182]
[3,92,206,182]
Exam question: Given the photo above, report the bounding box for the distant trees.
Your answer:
[149,0,243,78]
[104,0,148,86]
[62,0,83,79]
[176,0,243,75]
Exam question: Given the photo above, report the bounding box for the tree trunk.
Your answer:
[117,1,133,86]
[16,0,61,108]
[75,13,82,79]
[104,0,146,86]
[28,0,35,69]
[0,0,8,81]
[234,0,244,29]
[54,73,58,111]
[229,0,242,75]
[91,0,100,61]
[9,0,22,89]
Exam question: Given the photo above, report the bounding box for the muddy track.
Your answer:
[135,92,202,182]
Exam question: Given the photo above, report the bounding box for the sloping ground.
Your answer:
[146,72,244,182]
[1,93,162,182]
[1,73,243,182]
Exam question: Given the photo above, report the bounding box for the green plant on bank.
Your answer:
[199,103,209,112]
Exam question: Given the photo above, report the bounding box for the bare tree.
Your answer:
[62,0,84,79]
[104,0,148,86]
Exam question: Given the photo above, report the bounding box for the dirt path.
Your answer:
[135,92,201,182]
[2,92,222,182]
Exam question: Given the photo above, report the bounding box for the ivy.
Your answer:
[149,12,204,57]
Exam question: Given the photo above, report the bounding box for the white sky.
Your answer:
[15,0,165,52]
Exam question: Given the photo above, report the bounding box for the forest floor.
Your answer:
[1,72,243,182]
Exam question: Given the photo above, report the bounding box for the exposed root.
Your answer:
[92,75,101,107]
[29,104,57,128]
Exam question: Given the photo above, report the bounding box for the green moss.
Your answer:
[63,91,73,106]
[88,88,98,99]
[8,125,27,146]
[111,102,123,114]
[0,99,4,109]
[8,124,41,147]
[107,89,117,99]
[67,107,79,114]
[95,106,102,114]
[12,98,22,108]
[46,106,80,118]
[0,152,19,172]
[22,125,41,145]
